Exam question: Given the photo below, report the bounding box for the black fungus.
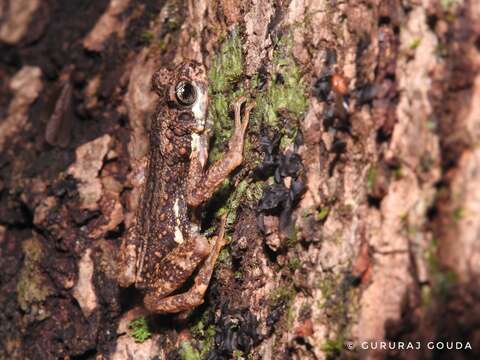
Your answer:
[312,74,332,101]
[357,83,377,105]
[275,73,285,84]
[325,48,337,67]
[256,65,268,91]
[290,177,306,202]
[322,105,336,130]
[330,139,347,154]
[207,309,260,358]
[258,184,289,212]
[279,206,294,236]
[294,130,304,149]
[254,131,281,179]
[278,152,303,178]
[256,131,306,241]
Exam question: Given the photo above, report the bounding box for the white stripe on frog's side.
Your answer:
[173,198,184,244]
[191,81,209,167]
[191,81,207,130]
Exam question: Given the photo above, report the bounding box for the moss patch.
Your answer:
[179,341,201,360]
[207,27,308,230]
[269,285,296,307]
[190,320,216,358]
[321,335,345,358]
[254,32,308,129]
[128,316,152,343]
[425,239,457,301]
[209,29,244,94]
[208,29,246,163]
[317,273,358,358]
[315,207,330,221]
[16,237,53,319]
[366,165,377,192]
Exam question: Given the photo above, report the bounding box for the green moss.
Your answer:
[288,257,302,271]
[441,0,462,10]
[207,29,247,164]
[452,207,464,222]
[317,274,359,359]
[140,31,154,44]
[216,179,263,232]
[315,208,330,221]
[318,276,336,305]
[217,248,231,265]
[233,349,244,359]
[426,119,437,131]
[245,181,264,203]
[254,32,308,129]
[128,316,152,343]
[409,38,421,50]
[209,30,244,94]
[321,335,345,358]
[425,239,457,300]
[366,166,377,192]
[16,238,53,316]
[286,304,296,330]
[285,226,299,247]
[234,270,243,280]
[269,285,296,306]
[190,320,216,358]
[317,273,352,322]
[180,341,202,360]
[224,180,249,227]
[435,42,449,57]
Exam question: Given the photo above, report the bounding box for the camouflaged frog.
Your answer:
[118,61,254,313]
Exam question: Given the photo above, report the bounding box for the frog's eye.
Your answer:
[175,81,197,106]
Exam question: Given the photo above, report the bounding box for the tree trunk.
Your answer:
[1,0,479,359]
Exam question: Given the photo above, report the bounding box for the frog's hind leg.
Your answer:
[144,216,227,314]
[143,233,211,312]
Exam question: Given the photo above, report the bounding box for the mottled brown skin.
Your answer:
[118,61,253,313]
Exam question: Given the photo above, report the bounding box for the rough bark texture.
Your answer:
[1,0,479,359]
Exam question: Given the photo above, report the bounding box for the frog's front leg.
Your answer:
[143,217,227,313]
[186,97,255,207]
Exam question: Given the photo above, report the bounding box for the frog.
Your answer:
[117,61,254,314]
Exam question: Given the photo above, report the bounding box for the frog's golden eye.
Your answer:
[175,81,197,106]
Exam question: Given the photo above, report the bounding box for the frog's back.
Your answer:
[133,105,194,289]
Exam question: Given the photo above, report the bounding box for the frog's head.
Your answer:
[152,61,208,134]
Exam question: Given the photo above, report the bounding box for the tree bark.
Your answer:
[1,0,479,359]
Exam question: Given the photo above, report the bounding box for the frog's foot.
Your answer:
[143,216,227,314]
[228,96,255,154]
